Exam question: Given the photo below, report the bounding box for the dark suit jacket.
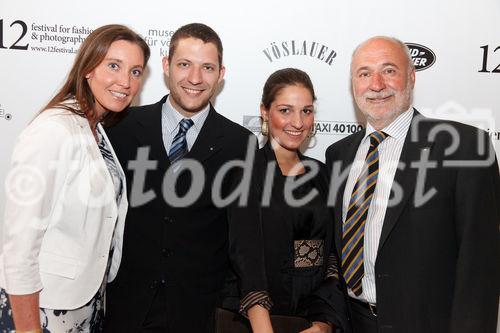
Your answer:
[325,110,500,333]
[103,95,256,332]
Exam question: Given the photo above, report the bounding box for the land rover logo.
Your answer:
[405,43,436,71]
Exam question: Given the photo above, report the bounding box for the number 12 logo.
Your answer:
[479,45,500,73]
[0,19,29,50]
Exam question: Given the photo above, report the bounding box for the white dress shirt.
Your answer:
[342,107,414,304]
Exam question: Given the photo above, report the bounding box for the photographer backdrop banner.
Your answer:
[0,1,499,223]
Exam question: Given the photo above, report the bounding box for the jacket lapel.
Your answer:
[134,96,171,172]
[377,110,434,252]
[185,104,224,163]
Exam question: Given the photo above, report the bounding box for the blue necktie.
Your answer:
[168,118,194,163]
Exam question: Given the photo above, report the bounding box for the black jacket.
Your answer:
[104,95,256,332]
[224,142,351,331]
[325,110,500,333]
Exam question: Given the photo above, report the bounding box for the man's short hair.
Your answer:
[169,23,223,67]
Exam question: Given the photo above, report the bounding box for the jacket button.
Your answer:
[162,248,173,257]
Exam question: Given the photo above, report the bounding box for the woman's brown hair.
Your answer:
[261,68,316,109]
[44,24,150,126]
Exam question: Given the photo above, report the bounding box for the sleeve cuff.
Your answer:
[239,290,273,318]
[325,254,340,280]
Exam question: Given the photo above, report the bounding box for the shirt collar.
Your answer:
[163,95,210,134]
[364,106,414,142]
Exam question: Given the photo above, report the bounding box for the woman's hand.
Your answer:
[8,292,42,331]
[299,321,332,333]
[248,304,274,333]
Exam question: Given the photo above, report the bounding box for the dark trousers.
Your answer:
[348,298,378,333]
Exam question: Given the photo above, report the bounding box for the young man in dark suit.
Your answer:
[325,36,499,333]
[103,23,256,332]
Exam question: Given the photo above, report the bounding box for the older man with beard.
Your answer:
[325,36,499,333]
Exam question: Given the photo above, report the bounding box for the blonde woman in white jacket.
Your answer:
[0,24,150,332]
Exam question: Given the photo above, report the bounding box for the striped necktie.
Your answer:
[341,130,387,296]
[168,118,194,163]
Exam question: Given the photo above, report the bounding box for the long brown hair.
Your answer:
[44,24,150,126]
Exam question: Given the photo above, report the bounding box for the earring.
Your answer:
[261,120,269,136]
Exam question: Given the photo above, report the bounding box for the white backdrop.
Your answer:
[1,0,499,325]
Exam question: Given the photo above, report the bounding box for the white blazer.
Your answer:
[0,103,127,309]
